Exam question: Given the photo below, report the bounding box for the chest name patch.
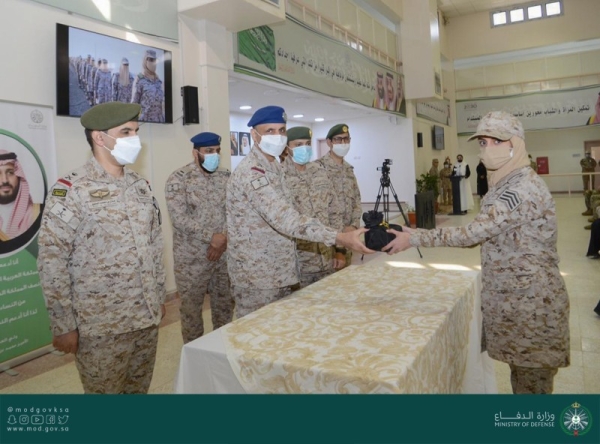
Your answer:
[251,176,269,190]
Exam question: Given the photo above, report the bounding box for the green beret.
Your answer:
[80,102,141,131]
[326,124,349,140]
[287,126,312,143]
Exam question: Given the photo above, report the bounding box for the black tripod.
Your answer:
[373,160,423,258]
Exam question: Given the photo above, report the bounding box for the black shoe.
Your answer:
[587,254,600,259]
[594,301,600,316]
[461,211,467,214]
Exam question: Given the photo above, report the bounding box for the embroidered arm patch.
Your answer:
[498,190,521,212]
[251,176,269,190]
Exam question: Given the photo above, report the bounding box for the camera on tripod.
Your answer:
[376,159,392,175]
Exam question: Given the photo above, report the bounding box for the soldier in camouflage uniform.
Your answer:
[38,102,166,394]
[383,111,570,394]
[85,58,97,106]
[226,106,373,318]
[439,160,453,206]
[94,59,112,105]
[132,49,164,123]
[112,58,134,103]
[580,152,597,191]
[165,132,233,343]
[282,127,344,287]
[315,124,362,268]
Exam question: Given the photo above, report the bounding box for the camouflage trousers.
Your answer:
[232,285,294,318]
[441,185,452,205]
[509,364,558,394]
[175,254,234,344]
[299,270,333,288]
[584,190,600,214]
[582,172,596,191]
[75,326,158,394]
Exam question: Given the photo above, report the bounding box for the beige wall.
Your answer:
[445,0,600,60]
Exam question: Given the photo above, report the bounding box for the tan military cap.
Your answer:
[467,111,525,141]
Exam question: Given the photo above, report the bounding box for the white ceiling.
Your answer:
[437,0,537,18]
[228,73,389,125]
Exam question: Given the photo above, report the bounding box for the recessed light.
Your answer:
[293,114,304,118]
[239,105,252,110]
[314,117,324,122]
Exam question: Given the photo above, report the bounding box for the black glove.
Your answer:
[362,211,403,251]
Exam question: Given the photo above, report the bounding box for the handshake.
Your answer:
[362,210,403,251]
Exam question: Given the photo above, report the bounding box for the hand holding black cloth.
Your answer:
[362,210,403,251]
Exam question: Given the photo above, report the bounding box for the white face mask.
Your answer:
[103,134,142,165]
[257,133,287,158]
[332,143,350,157]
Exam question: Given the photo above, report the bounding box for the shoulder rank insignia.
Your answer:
[498,190,521,212]
[251,176,269,190]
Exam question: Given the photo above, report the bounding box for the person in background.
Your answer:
[580,152,597,191]
[132,49,164,123]
[585,92,600,125]
[226,106,373,318]
[476,159,488,199]
[372,72,386,110]
[0,150,41,241]
[383,111,570,394]
[316,123,362,268]
[528,154,538,173]
[385,73,396,111]
[38,102,166,394]
[451,154,473,214]
[165,132,233,343]
[94,59,112,105]
[282,126,344,287]
[439,160,453,206]
[112,58,134,103]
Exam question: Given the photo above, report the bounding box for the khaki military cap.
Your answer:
[286,126,312,142]
[326,123,349,140]
[80,102,141,131]
[467,111,525,142]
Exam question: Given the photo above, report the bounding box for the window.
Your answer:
[492,11,507,26]
[528,5,542,19]
[546,1,561,15]
[510,8,525,22]
[490,1,563,28]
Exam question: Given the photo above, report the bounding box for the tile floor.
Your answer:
[0,194,598,394]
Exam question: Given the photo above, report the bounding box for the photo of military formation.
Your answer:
[67,27,166,123]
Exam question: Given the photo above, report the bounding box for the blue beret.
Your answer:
[191,132,222,148]
[247,106,287,128]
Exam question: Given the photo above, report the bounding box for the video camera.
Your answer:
[362,210,402,251]
[376,159,393,175]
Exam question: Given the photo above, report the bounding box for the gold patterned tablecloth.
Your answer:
[221,263,478,394]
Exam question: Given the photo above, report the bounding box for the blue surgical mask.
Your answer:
[291,145,312,165]
[202,153,220,172]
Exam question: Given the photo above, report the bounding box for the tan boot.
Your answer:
[582,209,593,216]
[585,224,592,230]
[589,217,595,223]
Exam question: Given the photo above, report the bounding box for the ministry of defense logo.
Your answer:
[561,402,592,437]
[30,109,43,124]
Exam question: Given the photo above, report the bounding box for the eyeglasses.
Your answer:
[332,136,351,144]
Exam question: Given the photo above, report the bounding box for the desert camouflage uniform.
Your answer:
[226,146,338,317]
[132,74,164,123]
[38,157,166,394]
[112,72,134,103]
[86,65,97,105]
[439,165,453,205]
[315,152,362,264]
[583,189,600,219]
[409,166,569,393]
[282,159,343,287]
[580,157,597,190]
[165,162,233,343]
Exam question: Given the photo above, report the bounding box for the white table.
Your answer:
[174,263,497,394]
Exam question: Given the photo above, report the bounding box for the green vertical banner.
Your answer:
[0,102,57,370]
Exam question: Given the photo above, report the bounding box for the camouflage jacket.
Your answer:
[580,157,597,172]
[165,162,229,249]
[410,166,569,368]
[38,157,166,337]
[132,74,164,123]
[315,152,362,229]
[226,146,338,289]
[282,158,343,274]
